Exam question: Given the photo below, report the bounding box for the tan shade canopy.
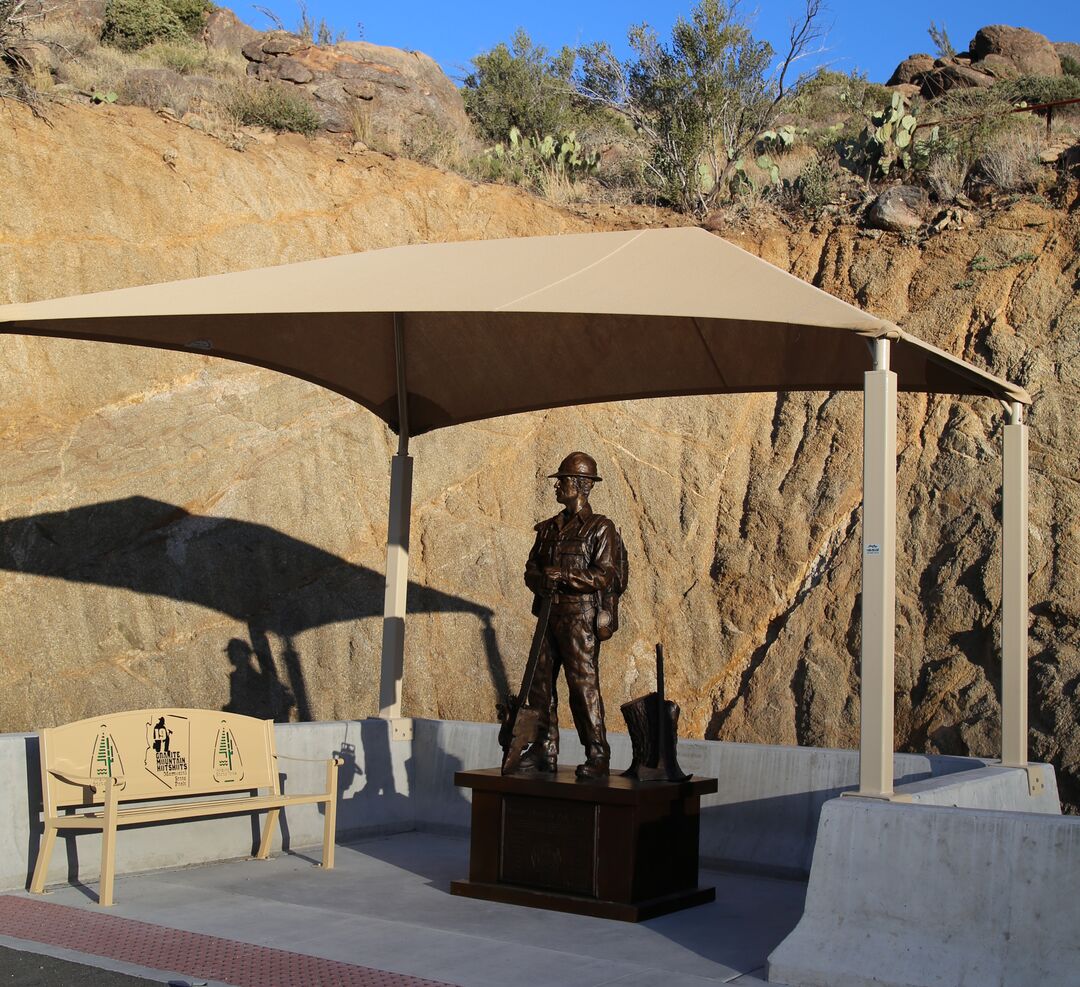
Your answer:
[0,228,1028,434]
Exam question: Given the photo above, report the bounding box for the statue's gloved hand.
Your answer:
[543,566,562,591]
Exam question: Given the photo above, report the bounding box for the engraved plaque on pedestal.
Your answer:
[500,795,597,895]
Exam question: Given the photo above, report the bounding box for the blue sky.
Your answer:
[242,2,1075,85]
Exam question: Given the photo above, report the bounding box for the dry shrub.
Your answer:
[976,126,1045,193]
[927,153,970,203]
[221,80,320,136]
[401,117,476,171]
[18,11,243,106]
[536,167,589,206]
[117,66,195,113]
[141,39,244,78]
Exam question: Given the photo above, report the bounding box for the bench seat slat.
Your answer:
[51,793,330,828]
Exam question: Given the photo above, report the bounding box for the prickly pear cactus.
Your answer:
[843,93,933,178]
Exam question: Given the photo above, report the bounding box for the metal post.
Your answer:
[378,314,413,740]
[858,338,897,797]
[1001,402,1029,767]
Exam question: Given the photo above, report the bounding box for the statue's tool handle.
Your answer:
[517,594,554,706]
[655,643,665,759]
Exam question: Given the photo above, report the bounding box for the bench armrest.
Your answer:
[48,769,125,792]
[272,754,345,765]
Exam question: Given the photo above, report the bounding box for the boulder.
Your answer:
[240,37,472,141]
[887,54,935,87]
[261,33,306,56]
[865,185,931,232]
[241,39,269,63]
[972,53,1021,80]
[969,26,1062,77]
[889,83,923,99]
[920,63,996,98]
[1062,143,1080,175]
[21,0,104,28]
[273,57,315,85]
[203,9,260,51]
[5,40,58,74]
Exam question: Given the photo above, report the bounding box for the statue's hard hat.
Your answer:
[548,451,602,482]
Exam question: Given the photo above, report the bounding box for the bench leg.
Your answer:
[256,808,280,860]
[99,784,119,907]
[29,824,57,894]
[322,759,340,870]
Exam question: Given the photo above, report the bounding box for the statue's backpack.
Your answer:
[595,522,629,640]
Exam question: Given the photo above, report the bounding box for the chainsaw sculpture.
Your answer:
[620,643,690,782]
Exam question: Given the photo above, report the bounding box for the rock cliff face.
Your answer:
[1,103,1077,811]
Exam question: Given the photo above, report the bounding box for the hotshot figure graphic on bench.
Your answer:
[152,716,171,754]
[519,452,628,780]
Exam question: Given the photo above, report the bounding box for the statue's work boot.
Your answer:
[517,748,557,773]
[575,756,609,780]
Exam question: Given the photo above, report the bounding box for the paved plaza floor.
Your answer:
[0,832,807,986]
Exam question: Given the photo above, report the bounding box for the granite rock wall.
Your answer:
[1,102,1077,810]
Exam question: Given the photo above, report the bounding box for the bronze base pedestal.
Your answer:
[450,767,718,922]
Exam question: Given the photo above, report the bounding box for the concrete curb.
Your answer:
[767,797,1080,987]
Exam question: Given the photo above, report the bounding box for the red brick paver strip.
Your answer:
[0,895,455,987]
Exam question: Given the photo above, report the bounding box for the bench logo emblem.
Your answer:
[144,714,190,789]
[213,721,245,783]
[89,725,126,790]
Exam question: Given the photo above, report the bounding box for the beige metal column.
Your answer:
[378,314,414,740]
[1001,402,1029,767]
[858,338,897,797]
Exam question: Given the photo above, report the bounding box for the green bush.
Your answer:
[167,0,214,37]
[794,153,834,212]
[463,28,585,143]
[224,82,321,136]
[102,0,183,51]
[1063,55,1080,79]
[788,68,891,124]
[997,74,1080,106]
[102,0,212,52]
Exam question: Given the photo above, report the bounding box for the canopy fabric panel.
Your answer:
[0,228,1028,435]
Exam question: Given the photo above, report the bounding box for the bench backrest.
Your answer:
[39,708,278,814]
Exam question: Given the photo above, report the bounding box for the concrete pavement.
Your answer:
[1,832,805,986]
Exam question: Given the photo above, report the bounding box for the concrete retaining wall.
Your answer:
[767,796,1080,987]
[0,718,1059,893]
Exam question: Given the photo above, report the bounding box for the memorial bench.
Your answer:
[29,708,341,906]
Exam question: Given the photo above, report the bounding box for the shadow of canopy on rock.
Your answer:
[0,496,502,721]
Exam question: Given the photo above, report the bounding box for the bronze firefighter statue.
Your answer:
[501,451,627,781]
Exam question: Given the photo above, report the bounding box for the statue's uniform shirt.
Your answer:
[525,504,617,612]
[523,504,616,761]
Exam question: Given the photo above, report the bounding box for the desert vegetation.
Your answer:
[2,1,1078,221]
[453,5,1080,227]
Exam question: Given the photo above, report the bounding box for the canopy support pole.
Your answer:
[858,338,897,797]
[378,313,413,740]
[1001,401,1029,767]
